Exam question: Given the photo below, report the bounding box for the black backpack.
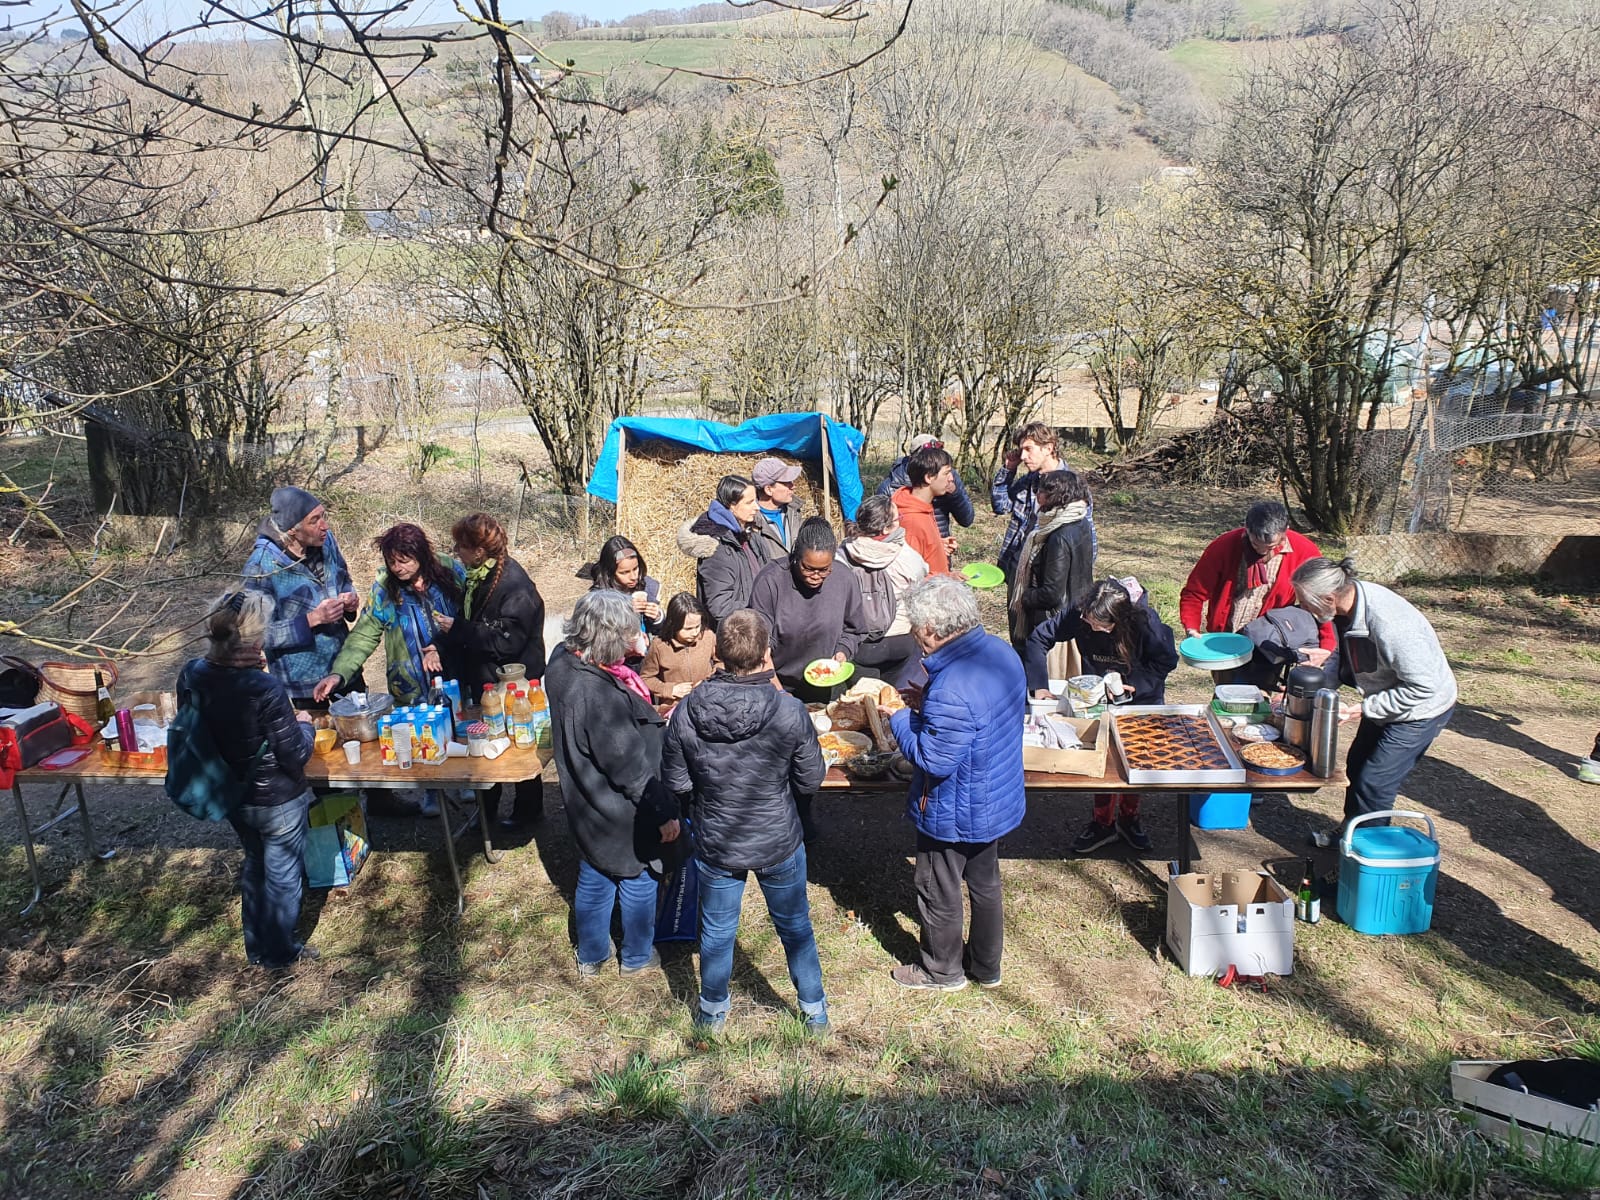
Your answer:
[843,557,898,640]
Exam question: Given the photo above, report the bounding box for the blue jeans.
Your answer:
[574,859,658,969]
[696,845,826,1021]
[228,794,311,968]
[1344,707,1454,823]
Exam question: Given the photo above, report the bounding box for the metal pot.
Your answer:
[328,691,394,743]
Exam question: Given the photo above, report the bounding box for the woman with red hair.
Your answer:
[314,523,464,706]
[437,513,547,826]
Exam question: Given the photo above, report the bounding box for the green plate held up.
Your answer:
[960,563,1005,590]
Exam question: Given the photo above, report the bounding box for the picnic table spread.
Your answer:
[9,742,544,918]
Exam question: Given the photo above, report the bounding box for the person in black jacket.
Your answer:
[662,608,829,1035]
[546,589,681,979]
[176,591,317,970]
[676,475,765,629]
[1023,578,1179,854]
[1008,469,1095,650]
[438,512,547,827]
[874,433,976,539]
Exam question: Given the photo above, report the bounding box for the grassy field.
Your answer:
[1167,37,1255,99]
[3,435,1600,1199]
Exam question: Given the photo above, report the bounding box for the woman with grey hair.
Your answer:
[1291,557,1456,840]
[176,590,318,969]
[544,589,681,979]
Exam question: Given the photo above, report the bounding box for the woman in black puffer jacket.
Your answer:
[177,590,317,970]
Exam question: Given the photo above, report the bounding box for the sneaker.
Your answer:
[619,949,661,977]
[692,1008,726,1036]
[961,949,1001,988]
[802,1007,831,1036]
[576,955,612,980]
[890,963,967,991]
[1116,815,1152,852]
[1072,820,1118,854]
[1579,759,1600,785]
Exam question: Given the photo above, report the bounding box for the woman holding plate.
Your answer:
[749,517,868,701]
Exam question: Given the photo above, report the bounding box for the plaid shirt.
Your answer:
[992,466,1097,579]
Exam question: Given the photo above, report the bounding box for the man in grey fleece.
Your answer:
[1293,558,1457,829]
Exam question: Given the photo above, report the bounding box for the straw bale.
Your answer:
[616,438,842,598]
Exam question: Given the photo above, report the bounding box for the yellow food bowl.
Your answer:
[313,728,338,755]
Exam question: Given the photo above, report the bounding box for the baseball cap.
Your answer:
[906,433,943,453]
[752,458,803,489]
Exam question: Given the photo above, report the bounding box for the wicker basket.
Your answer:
[37,660,119,722]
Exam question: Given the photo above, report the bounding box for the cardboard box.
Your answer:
[1166,870,1294,977]
[1022,715,1108,777]
[1449,1060,1600,1147]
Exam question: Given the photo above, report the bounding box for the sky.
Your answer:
[2,0,682,36]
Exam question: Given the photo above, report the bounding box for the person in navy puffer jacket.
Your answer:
[886,574,1025,991]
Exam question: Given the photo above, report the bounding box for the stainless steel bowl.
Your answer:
[328,692,394,743]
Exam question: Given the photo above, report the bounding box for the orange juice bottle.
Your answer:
[527,680,548,713]
[480,683,505,736]
[509,688,535,747]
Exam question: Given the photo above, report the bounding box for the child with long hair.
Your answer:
[586,535,664,638]
[638,593,717,702]
[1022,577,1178,854]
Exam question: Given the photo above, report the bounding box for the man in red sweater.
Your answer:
[1179,501,1335,662]
[892,445,958,575]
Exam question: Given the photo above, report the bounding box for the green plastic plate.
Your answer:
[961,562,1005,590]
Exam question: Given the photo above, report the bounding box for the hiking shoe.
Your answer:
[692,1008,726,1036]
[1579,759,1600,785]
[576,955,612,980]
[890,963,967,991]
[961,949,1001,988]
[1116,815,1152,852]
[968,970,1001,988]
[1072,820,1118,854]
[619,949,661,977]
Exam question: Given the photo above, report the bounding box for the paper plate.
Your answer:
[1178,632,1255,671]
[960,562,1005,590]
[803,659,855,687]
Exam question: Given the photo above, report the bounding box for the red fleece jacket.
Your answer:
[892,487,949,575]
[1179,527,1337,652]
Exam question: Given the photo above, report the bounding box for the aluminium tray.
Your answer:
[1109,704,1248,787]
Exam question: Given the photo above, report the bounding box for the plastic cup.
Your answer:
[342,740,361,765]
[392,722,414,769]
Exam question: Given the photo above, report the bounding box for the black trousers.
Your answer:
[854,634,922,689]
[914,832,1003,983]
[486,776,544,824]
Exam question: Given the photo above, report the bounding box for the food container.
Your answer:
[1213,684,1265,714]
[328,692,395,743]
[466,721,489,758]
[313,728,338,755]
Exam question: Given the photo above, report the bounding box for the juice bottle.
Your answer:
[510,688,535,748]
[480,684,505,736]
[527,680,548,713]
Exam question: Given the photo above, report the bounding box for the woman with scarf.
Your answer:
[1008,469,1095,651]
[545,589,680,978]
[313,523,465,707]
[676,475,765,630]
[435,512,547,828]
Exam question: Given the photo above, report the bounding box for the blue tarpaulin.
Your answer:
[586,412,868,520]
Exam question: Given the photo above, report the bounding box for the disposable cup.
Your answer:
[393,722,414,769]
[342,740,361,765]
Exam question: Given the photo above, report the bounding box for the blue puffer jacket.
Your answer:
[240,520,356,701]
[889,626,1026,844]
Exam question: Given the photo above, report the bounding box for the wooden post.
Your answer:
[819,412,834,526]
[614,429,628,532]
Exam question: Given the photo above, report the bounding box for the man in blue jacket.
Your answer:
[887,575,1026,990]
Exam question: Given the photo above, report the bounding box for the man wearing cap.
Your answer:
[241,486,363,705]
[875,434,975,540]
[751,457,805,562]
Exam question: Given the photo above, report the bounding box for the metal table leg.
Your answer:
[74,782,117,861]
[1173,794,1195,876]
[476,790,501,865]
[434,792,466,917]
[12,784,43,918]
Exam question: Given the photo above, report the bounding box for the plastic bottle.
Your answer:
[510,688,535,748]
[480,683,505,736]
[430,676,455,730]
[527,680,547,713]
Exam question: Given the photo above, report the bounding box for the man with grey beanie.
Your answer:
[241,486,362,704]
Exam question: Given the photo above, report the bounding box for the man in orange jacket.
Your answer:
[892,445,959,575]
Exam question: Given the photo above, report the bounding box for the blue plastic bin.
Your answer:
[1188,792,1251,830]
[1336,810,1439,935]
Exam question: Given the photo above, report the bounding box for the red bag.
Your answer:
[0,702,75,787]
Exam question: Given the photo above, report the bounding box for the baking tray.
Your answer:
[1110,704,1247,786]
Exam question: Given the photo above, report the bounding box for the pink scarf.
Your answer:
[602,661,653,705]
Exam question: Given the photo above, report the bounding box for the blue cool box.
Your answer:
[1188,792,1251,830]
[1337,811,1439,935]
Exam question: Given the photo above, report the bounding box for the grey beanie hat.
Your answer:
[270,486,321,532]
